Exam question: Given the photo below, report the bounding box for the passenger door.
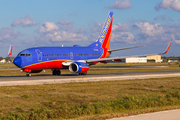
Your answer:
[35,49,42,61]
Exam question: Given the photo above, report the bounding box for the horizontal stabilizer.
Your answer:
[108,45,145,53]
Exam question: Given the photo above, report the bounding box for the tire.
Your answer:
[53,69,61,75]
[57,70,61,75]
[26,73,31,77]
[79,72,86,75]
[53,70,57,75]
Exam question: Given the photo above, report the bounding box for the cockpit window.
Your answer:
[18,53,31,57]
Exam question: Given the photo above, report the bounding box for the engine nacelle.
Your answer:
[69,62,89,73]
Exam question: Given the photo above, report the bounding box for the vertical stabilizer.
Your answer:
[88,12,113,49]
[8,43,13,57]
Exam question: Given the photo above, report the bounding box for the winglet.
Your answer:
[158,41,172,55]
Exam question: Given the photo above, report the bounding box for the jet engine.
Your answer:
[69,62,89,73]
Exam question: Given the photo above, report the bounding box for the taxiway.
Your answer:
[109,109,180,120]
[0,70,180,86]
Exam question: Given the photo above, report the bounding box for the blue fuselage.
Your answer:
[13,46,103,69]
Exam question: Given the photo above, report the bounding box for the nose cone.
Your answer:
[13,57,22,68]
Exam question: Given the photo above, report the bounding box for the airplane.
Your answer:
[13,12,172,77]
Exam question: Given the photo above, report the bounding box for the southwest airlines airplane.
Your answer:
[13,12,172,76]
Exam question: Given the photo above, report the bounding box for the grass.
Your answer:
[0,63,17,69]
[0,77,180,119]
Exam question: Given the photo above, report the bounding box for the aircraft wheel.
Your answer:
[79,72,87,75]
[26,73,31,77]
[57,70,61,75]
[53,69,61,75]
[52,70,57,75]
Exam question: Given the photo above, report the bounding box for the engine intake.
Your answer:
[69,62,89,73]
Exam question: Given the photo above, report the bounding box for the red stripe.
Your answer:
[23,60,67,70]
[101,17,113,49]
[99,17,113,59]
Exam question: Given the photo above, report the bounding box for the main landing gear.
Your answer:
[52,69,61,75]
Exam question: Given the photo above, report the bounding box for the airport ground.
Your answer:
[0,62,180,77]
[0,63,180,119]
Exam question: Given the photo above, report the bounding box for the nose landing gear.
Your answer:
[78,71,87,75]
[26,72,31,77]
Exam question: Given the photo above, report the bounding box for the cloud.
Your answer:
[172,32,180,44]
[0,26,21,45]
[132,22,180,44]
[57,20,74,31]
[155,0,180,12]
[39,22,59,33]
[174,39,180,44]
[12,15,38,27]
[89,21,104,40]
[133,22,169,43]
[35,31,88,45]
[135,22,164,37]
[113,23,129,31]
[111,23,135,44]
[45,31,88,42]
[112,32,136,44]
[89,19,180,45]
[36,21,88,44]
[24,38,36,45]
[154,15,174,21]
[107,0,131,9]
[154,15,166,21]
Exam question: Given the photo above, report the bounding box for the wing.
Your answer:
[86,41,172,64]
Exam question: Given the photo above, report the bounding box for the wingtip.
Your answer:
[165,40,172,53]
[158,41,172,55]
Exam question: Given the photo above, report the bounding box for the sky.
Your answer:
[0,0,180,57]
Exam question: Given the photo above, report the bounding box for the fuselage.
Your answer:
[13,46,104,70]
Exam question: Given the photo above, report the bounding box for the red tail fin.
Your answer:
[8,43,13,56]
[8,43,15,58]
[88,12,113,49]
